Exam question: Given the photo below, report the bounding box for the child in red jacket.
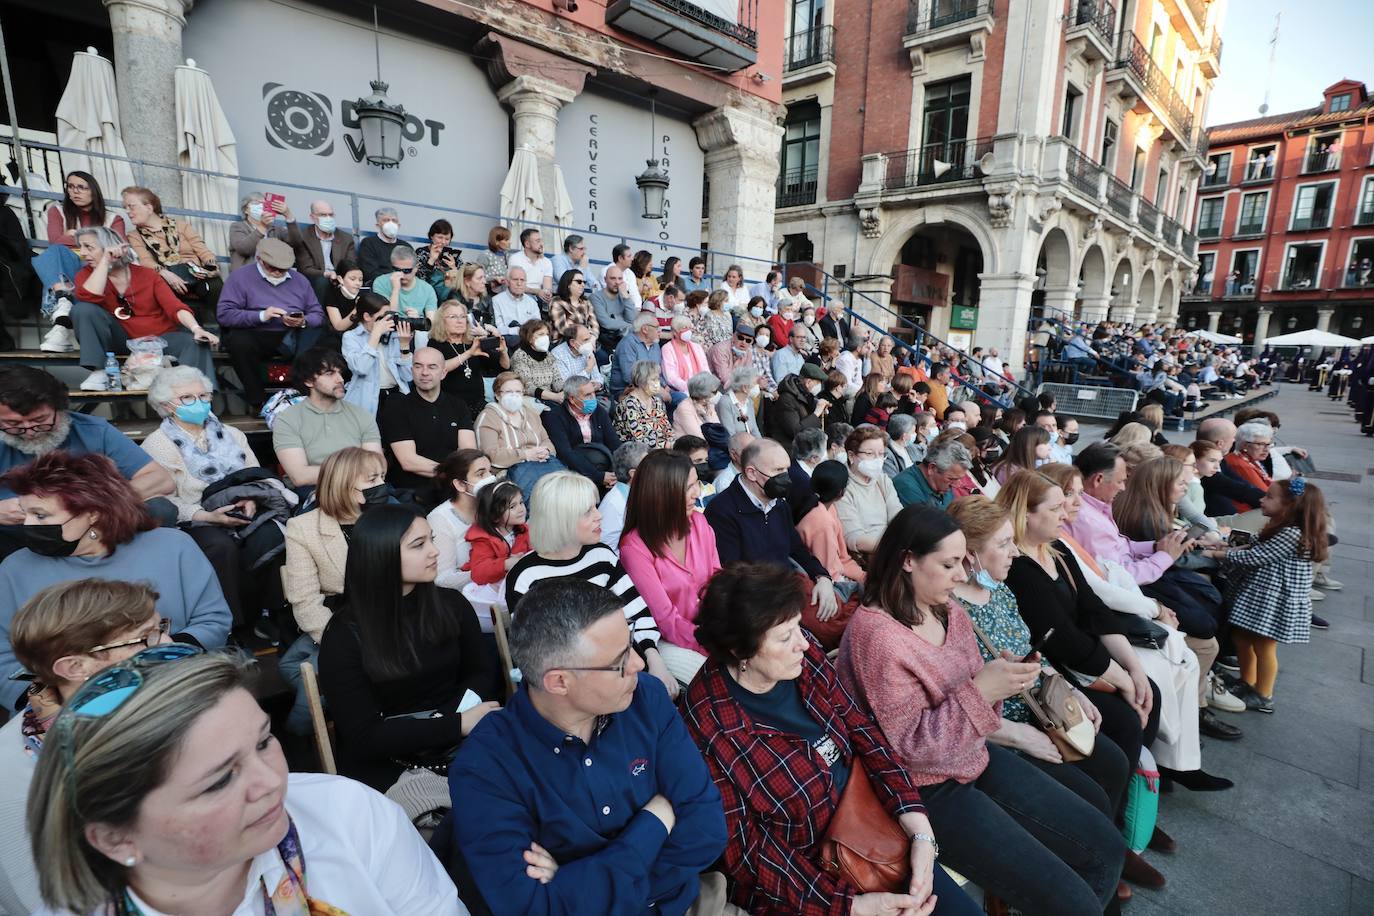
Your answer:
[463,481,531,586]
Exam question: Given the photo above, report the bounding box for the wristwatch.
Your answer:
[909,832,939,857]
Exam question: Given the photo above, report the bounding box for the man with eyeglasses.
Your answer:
[282,199,356,301]
[451,577,726,914]
[0,366,174,547]
[551,234,594,290]
[370,244,437,320]
[893,437,972,510]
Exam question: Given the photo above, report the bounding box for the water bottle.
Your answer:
[104,353,123,392]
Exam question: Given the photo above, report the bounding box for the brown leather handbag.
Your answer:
[818,760,911,893]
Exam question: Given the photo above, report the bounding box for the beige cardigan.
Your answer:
[284,509,349,642]
[141,424,259,523]
[475,402,554,469]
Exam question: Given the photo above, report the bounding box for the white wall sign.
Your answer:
[184,0,508,248]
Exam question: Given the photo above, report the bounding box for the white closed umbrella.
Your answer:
[175,59,238,256]
[1185,329,1242,344]
[549,164,575,252]
[1361,335,1374,345]
[1262,328,1361,348]
[54,48,136,205]
[499,145,542,235]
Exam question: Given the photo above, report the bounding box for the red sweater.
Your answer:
[837,602,1002,786]
[74,264,190,338]
[463,525,530,585]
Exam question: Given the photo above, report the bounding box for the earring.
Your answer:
[88,529,99,540]
[123,856,136,867]
[739,658,749,674]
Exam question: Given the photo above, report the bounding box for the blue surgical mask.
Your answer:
[174,399,212,425]
[581,397,598,415]
[1048,430,1060,445]
[316,216,337,233]
[975,568,999,590]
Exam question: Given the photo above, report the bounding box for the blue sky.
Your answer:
[1206,0,1374,127]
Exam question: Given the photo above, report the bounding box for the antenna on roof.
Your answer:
[1259,12,1280,115]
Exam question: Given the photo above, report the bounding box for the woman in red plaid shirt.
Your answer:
[679,563,979,916]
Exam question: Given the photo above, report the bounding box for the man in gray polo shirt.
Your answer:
[272,346,383,487]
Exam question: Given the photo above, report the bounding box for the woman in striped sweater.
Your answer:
[505,470,679,698]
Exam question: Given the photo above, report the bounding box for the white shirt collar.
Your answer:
[740,476,776,514]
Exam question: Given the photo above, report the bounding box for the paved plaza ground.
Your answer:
[1087,382,1374,915]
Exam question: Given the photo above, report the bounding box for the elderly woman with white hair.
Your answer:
[612,359,672,449]
[140,365,278,631]
[883,412,924,477]
[717,364,762,438]
[671,371,722,441]
[661,313,710,395]
[505,470,679,697]
[227,190,290,272]
[71,226,218,392]
[1223,420,1277,512]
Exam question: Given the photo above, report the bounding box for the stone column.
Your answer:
[977,273,1038,373]
[496,74,577,233]
[1206,309,1223,333]
[104,0,191,205]
[1041,286,1079,322]
[1316,307,1335,332]
[694,99,784,273]
[1253,307,1273,348]
[1079,295,1111,324]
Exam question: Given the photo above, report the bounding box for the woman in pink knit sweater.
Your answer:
[838,505,1125,916]
[619,450,722,684]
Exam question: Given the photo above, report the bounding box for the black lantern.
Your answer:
[636,93,670,219]
[353,7,407,168]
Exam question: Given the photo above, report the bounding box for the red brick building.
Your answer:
[1185,79,1374,343]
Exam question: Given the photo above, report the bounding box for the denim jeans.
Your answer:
[31,245,80,292]
[919,744,1125,916]
[505,457,568,503]
[278,633,320,736]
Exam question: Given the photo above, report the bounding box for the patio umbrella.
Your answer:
[548,164,574,252]
[1185,329,1242,344]
[1262,328,1361,348]
[54,48,137,206]
[499,145,542,235]
[174,59,238,256]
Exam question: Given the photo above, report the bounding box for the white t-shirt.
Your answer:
[38,773,466,916]
[507,251,553,292]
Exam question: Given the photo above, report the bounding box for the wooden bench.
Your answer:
[0,349,233,365]
[112,413,269,443]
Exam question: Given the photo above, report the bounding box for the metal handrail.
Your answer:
[882,137,995,189]
[1137,197,1161,233]
[1105,174,1134,219]
[784,24,835,71]
[776,165,819,208]
[1065,144,1104,198]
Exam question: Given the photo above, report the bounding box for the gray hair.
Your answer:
[239,191,264,216]
[632,311,659,332]
[375,206,399,221]
[888,413,916,440]
[612,441,651,483]
[510,578,627,689]
[506,265,527,281]
[1234,420,1274,445]
[629,360,661,392]
[308,199,331,216]
[927,439,973,472]
[145,365,214,417]
[73,227,134,266]
[528,471,599,555]
[390,244,416,265]
[727,365,759,393]
[563,373,594,395]
[793,427,826,463]
[29,654,252,913]
[687,372,719,400]
[727,430,754,460]
[740,436,784,472]
[563,233,584,253]
[669,315,693,332]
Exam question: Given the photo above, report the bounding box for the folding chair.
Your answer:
[490,604,518,700]
[299,661,336,775]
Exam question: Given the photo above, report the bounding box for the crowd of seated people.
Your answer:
[0,185,1349,914]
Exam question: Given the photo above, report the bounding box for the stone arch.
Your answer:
[1037,227,1074,289]
[1079,243,1108,299]
[1109,252,1137,322]
[864,203,1000,278]
[1157,277,1177,323]
[1136,269,1158,320]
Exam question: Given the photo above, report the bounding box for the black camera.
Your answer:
[383,311,430,333]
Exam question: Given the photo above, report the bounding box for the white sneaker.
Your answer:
[50,299,73,328]
[1206,672,1246,713]
[1309,588,1326,602]
[1314,571,1343,591]
[79,369,107,392]
[39,325,75,352]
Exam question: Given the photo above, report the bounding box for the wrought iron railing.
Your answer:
[1105,174,1134,220]
[1137,197,1161,233]
[1065,145,1104,198]
[1071,0,1117,47]
[1201,166,1230,188]
[1160,214,1182,243]
[651,0,759,47]
[1302,148,1340,174]
[1182,230,1197,256]
[1356,205,1374,226]
[882,137,994,189]
[1242,157,1274,182]
[785,24,835,71]
[776,165,819,208]
[1235,219,1266,237]
[1197,221,1221,239]
[1292,208,1332,232]
[1111,33,1195,139]
[906,0,994,35]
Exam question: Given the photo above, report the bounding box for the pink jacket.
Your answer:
[838,602,1002,786]
[619,512,721,652]
[1064,491,1172,585]
[661,338,710,393]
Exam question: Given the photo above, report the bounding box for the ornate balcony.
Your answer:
[1066,0,1117,64]
[1106,33,1196,144]
[1199,29,1222,79]
[903,0,995,69]
[606,0,759,72]
[783,25,836,86]
[776,165,819,208]
[880,137,995,190]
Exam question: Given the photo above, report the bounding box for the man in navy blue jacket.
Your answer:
[450,578,726,915]
[541,374,622,491]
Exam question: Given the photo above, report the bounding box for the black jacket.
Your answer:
[1201,462,1266,516]
[767,375,823,448]
[704,477,827,580]
[541,403,623,485]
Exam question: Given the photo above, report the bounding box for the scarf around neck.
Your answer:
[160,415,248,483]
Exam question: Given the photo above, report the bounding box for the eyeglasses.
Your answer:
[174,393,213,406]
[571,279,586,285]
[85,618,171,654]
[560,645,634,678]
[65,182,90,192]
[0,412,58,434]
[397,266,416,275]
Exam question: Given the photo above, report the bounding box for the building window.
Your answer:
[778,103,821,208]
[1330,93,1352,113]
[1291,182,1336,231]
[1282,242,1324,290]
[1346,239,1374,287]
[1131,148,1147,191]
[1236,191,1269,236]
[1156,167,1169,206]
[1196,197,1224,238]
[1227,250,1260,296]
[1202,151,1231,188]
[1194,252,1216,295]
[1357,177,1374,226]
[1245,145,1277,182]
[920,77,972,175]
[1100,119,1117,167]
[1303,133,1342,173]
[1062,85,1082,144]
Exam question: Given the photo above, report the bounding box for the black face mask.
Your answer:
[694,462,714,483]
[1063,433,1080,445]
[18,523,82,558]
[360,483,392,508]
[762,471,791,500]
[982,446,1004,463]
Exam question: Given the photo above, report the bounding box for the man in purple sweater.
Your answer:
[217,238,325,410]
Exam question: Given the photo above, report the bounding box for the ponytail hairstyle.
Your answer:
[1259,477,1329,563]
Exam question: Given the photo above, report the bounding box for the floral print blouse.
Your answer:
[613,390,671,449]
[954,582,1051,724]
[695,308,733,351]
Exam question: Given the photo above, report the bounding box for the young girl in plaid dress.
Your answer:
[1203,477,1329,713]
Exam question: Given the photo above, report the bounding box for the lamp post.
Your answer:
[636,93,670,219]
[353,6,407,168]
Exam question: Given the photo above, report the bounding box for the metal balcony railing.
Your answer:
[1137,197,1161,233]
[1160,214,1182,243]
[1281,271,1319,291]
[785,24,835,71]
[1343,264,1374,287]
[1105,174,1134,219]
[1072,0,1117,47]
[644,0,759,47]
[1302,148,1341,174]
[1209,30,1223,63]
[1111,33,1195,140]
[1066,145,1104,199]
[1356,206,1374,226]
[1197,221,1221,239]
[882,137,994,189]
[1182,230,1197,256]
[1183,0,1207,29]
[776,165,819,208]
[1292,208,1332,231]
[1235,219,1266,237]
[1201,168,1230,189]
[1242,157,1274,182]
[906,0,993,35]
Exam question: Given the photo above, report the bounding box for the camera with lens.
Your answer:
[383,311,430,333]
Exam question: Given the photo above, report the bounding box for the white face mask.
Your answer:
[856,457,884,479]
[749,306,764,318]
[380,220,399,239]
[532,335,551,353]
[679,329,693,342]
[469,474,496,495]
[748,384,761,399]
[803,315,815,325]
[499,392,523,413]
[248,202,265,221]
[947,420,967,431]
[316,216,336,233]
[577,341,595,357]
[834,451,849,466]
[264,273,288,286]
[806,382,822,396]
[923,427,938,442]
[755,333,770,348]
